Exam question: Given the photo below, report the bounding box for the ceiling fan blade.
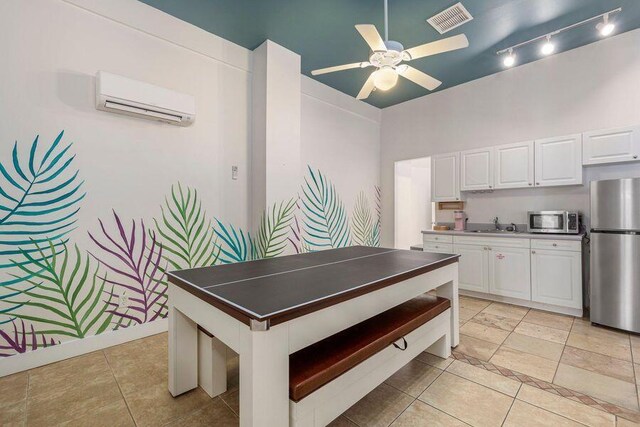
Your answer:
[311,62,370,76]
[399,66,442,91]
[355,24,387,52]
[403,34,469,60]
[356,73,376,100]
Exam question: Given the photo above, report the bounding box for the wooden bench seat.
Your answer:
[289,294,451,402]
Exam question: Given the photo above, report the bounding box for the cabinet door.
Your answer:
[431,153,461,202]
[583,125,640,166]
[460,148,493,191]
[454,244,489,293]
[494,141,534,189]
[531,249,581,309]
[534,134,583,187]
[423,243,454,254]
[488,246,531,300]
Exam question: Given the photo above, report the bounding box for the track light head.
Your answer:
[503,49,516,67]
[540,35,555,55]
[596,13,615,36]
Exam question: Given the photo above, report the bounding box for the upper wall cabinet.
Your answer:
[494,141,534,189]
[432,153,461,202]
[583,125,640,166]
[534,134,583,187]
[460,148,493,191]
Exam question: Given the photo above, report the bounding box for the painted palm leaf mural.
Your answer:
[3,241,113,338]
[301,166,351,250]
[0,130,84,290]
[154,183,220,270]
[351,191,376,247]
[89,211,168,325]
[0,320,58,357]
[373,185,381,247]
[254,199,296,259]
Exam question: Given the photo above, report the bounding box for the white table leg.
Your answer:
[436,267,459,347]
[198,331,229,398]
[168,305,198,397]
[239,324,289,427]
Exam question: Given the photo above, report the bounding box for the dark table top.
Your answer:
[167,246,458,326]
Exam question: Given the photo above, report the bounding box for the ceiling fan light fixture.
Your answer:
[373,66,398,91]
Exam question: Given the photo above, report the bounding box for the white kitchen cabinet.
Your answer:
[454,244,489,293]
[460,148,493,191]
[531,248,582,309]
[488,246,531,300]
[431,153,461,202]
[493,141,534,189]
[534,134,583,187]
[583,125,640,166]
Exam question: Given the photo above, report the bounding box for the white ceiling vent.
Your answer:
[427,2,473,34]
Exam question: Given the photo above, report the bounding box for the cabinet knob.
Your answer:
[536,182,540,186]
[528,183,532,186]
[532,250,536,254]
[483,247,488,250]
[488,247,492,251]
[634,155,638,159]
[552,243,558,247]
[489,186,492,189]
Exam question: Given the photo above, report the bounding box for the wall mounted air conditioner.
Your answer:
[95,71,195,126]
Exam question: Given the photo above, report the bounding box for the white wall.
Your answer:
[380,29,640,245]
[0,0,382,368]
[394,158,431,249]
[301,76,381,224]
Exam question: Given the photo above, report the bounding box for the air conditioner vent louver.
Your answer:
[427,2,473,34]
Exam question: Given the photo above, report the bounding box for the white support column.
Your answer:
[198,331,229,398]
[436,267,460,347]
[239,324,290,427]
[168,305,198,396]
[251,40,302,234]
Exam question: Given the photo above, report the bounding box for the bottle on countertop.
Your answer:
[454,210,466,231]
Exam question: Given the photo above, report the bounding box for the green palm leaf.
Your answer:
[4,241,113,338]
[301,166,351,250]
[154,183,220,270]
[351,191,375,246]
[254,199,296,259]
[372,185,381,247]
[0,131,84,289]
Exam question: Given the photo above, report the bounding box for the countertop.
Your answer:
[422,229,586,241]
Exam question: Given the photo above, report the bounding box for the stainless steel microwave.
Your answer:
[527,211,581,234]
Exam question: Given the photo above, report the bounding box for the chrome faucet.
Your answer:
[510,223,517,232]
[493,217,500,230]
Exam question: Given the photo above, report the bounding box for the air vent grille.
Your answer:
[427,2,473,34]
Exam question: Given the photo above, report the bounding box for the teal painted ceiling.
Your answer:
[140,0,640,108]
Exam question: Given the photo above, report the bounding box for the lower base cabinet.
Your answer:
[453,244,489,293]
[488,246,531,300]
[531,249,582,309]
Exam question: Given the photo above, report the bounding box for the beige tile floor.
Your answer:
[1,295,639,426]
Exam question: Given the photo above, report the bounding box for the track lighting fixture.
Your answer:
[496,7,621,68]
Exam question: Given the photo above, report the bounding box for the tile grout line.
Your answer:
[550,316,575,384]
[499,383,520,427]
[24,369,30,426]
[102,349,138,427]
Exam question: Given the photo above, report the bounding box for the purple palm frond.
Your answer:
[0,320,58,357]
[89,210,168,326]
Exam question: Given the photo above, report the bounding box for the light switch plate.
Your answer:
[232,166,238,180]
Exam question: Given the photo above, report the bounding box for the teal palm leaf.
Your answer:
[4,241,114,338]
[154,183,220,270]
[0,131,85,289]
[254,199,296,259]
[302,166,351,250]
[213,219,254,264]
[351,192,375,246]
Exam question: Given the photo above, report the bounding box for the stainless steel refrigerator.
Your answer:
[590,178,640,333]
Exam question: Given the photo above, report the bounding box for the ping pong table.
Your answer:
[167,246,459,427]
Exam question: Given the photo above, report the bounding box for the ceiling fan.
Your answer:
[311,0,469,100]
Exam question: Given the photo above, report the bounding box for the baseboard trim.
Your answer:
[0,319,168,377]
[460,290,584,318]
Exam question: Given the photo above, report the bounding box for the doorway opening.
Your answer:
[394,157,434,249]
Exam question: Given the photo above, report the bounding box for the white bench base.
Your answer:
[289,308,451,427]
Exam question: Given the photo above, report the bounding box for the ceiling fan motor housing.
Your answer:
[370,40,405,68]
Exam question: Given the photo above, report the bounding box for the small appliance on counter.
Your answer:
[527,211,581,234]
[590,178,640,333]
[454,211,466,231]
